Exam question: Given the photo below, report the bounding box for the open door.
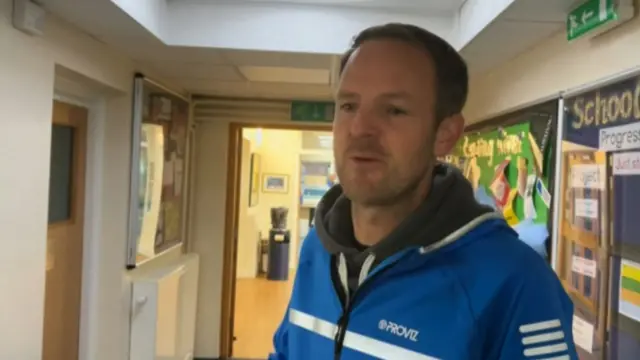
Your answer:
[42,101,88,360]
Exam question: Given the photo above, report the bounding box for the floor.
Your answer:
[232,275,293,359]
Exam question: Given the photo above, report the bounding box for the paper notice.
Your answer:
[524,175,537,220]
[575,198,598,219]
[572,256,597,278]
[600,121,640,152]
[572,315,594,353]
[536,178,552,208]
[571,164,605,189]
[613,151,640,175]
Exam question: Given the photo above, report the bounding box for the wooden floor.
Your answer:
[233,275,293,359]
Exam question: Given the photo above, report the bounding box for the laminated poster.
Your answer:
[619,258,640,323]
[572,314,594,353]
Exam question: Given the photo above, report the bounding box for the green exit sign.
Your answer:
[567,0,625,41]
[290,101,335,122]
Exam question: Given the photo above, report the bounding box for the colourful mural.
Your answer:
[447,122,553,227]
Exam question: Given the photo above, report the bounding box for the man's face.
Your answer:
[333,39,459,206]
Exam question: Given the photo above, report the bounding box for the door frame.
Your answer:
[43,100,89,360]
[53,69,111,360]
[219,121,332,357]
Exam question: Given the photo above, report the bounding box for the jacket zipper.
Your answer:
[332,252,408,359]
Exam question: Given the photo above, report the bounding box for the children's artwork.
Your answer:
[502,189,519,226]
[523,174,537,220]
[513,219,549,257]
[490,159,511,209]
[474,186,497,210]
[447,122,552,226]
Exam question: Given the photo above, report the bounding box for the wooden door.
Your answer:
[558,150,610,357]
[42,101,88,360]
[559,150,606,311]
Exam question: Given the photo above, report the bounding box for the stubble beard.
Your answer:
[338,159,433,207]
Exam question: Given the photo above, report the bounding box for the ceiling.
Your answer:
[206,0,468,14]
[39,0,577,102]
[142,47,337,100]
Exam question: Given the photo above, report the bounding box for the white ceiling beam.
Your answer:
[109,0,169,39]
[455,0,517,49]
[106,0,516,55]
[162,1,455,54]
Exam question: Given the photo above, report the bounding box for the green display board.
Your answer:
[446,122,552,226]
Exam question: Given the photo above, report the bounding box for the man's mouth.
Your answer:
[349,154,383,164]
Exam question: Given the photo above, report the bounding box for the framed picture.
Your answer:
[249,153,260,207]
[262,173,289,193]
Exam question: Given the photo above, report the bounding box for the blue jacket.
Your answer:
[269,214,578,359]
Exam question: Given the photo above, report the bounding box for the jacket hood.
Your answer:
[314,163,495,262]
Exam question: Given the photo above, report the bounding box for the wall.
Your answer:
[236,137,260,279]
[465,1,640,122]
[0,2,183,359]
[251,129,302,270]
[191,121,229,357]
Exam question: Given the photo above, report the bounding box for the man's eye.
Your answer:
[340,103,356,112]
[388,107,408,116]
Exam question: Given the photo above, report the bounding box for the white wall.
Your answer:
[465,4,640,122]
[191,121,229,357]
[0,2,184,359]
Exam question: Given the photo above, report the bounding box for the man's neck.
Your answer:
[351,175,432,247]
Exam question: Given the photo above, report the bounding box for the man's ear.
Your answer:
[433,114,464,157]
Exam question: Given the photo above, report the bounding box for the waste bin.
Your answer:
[267,207,291,281]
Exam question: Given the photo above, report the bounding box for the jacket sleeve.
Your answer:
[268,303,290,359]
[493,264,579,360]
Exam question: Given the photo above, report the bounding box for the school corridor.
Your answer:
[2,0,640,359]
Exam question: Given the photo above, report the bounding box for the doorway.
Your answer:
[42,101,88,360]
[220,122,332,358]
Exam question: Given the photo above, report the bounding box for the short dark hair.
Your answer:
[340,23,468,121]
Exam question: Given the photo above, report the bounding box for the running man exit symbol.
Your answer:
[566,0,617,41]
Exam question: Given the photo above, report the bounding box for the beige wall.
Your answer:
[465,4,640,122]
[191,121,228,357]
[253,129,302,269]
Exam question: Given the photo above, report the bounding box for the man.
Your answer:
[270,23,577,360]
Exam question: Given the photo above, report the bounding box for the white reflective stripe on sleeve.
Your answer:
[289,309,439,360]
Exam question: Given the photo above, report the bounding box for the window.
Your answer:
[48,125,75,223]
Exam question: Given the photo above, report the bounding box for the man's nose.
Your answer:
[349,107,380,137]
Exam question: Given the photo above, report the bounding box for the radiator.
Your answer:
[129,254,200,360]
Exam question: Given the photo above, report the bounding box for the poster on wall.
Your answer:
[557,73,640,359]
[126,75,191,268]
[445,114,556,259]
[619,258,640,323]
[300,160,333,207]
